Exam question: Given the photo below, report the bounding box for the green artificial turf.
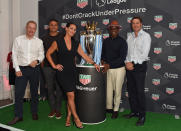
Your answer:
[0,101,181,131]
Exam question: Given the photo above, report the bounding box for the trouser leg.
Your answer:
[14,68,28,118]
[113,67,126,111]
[106,69,114,109]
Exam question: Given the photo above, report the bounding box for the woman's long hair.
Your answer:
[63,22,77,41]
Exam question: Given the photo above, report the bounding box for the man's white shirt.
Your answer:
[126,29,151,64]
[12,35,44,72]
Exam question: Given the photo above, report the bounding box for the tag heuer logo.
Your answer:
[79,74,91,85]
[152,79,160,86]
[169,23,178,30]
[153,63,161,70]
[77,0,88,8]
[81,21,87,27]
[154,32,162,38]
[103,34,109,39]
[44,25,49,30]
[61,23,67,28]
[127,17,132,23]
[103,19,109,25]
[166,88,174,94]
[152,94,160,101]
[154,48,162,54]
[154,15,163,22]
[168,56,176,62]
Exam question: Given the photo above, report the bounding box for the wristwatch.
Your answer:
[37,60,40,64]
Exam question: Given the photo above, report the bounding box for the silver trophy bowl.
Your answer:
[85,30,96,59]
[80,21,102,65]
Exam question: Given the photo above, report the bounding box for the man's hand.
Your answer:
[16,71,22,77]
[126,62,134,70]
[29,60,38,68]
[40,61,44,68]
[102,63,110,73]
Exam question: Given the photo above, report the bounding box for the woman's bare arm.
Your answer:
[77,44,95,64]
[46,41,58,69]
[77,44,100,72]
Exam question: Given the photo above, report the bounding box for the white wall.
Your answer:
[0,0,38,100]
[0,0,12,100]
[12,0,39,44]
[20,0,39,37]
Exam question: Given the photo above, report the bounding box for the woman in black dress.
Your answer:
[46,23,100,128]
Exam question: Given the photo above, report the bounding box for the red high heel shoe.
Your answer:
[65,117,71,127]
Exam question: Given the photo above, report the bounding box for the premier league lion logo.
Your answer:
[96,0,106,7]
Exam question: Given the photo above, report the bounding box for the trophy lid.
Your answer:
[86,21,98,31]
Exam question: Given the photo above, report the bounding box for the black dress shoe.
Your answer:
[32,114,38,120]
[136,117,145,126]
[123,113,139,119]
[106,109,113,113]
[111,111,118,119]
[7,117,23,125]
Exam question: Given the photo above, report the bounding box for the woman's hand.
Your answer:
[94,64,100,72]
[53,64,64,71]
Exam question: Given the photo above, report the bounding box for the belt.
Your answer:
[19,65,39,68]
[19,66,31,68]
[132,61,147,65]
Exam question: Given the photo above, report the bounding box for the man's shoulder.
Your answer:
[42,33,62,41]
[41,34,49,40]
[103,37,111,42]
[142,30,151,37]
[15,35,25,40]
[116,36,127,45]
[118,36,126,41]
[127,32,133,38]
[103,38,110,47]
[34,36,43,42]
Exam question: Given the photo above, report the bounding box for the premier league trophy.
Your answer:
[80,21,102,65]
[76,21,106,124]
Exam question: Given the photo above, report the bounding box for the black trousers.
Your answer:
[14,66,40,118]
[39,67,47,98]
[126,61,147,117]
[42,67,62,112]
